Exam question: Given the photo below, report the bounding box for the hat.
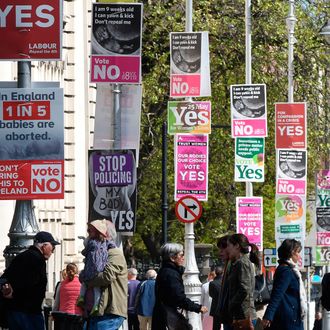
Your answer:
[34,231,60,246]
[89,219,108,238]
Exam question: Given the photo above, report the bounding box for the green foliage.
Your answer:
[132,0,330,258]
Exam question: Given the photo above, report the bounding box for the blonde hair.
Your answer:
[66,263,78,281]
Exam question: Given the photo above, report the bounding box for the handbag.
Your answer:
[232,318,254,330]
[254,274,272,306]
[162,303,192,330]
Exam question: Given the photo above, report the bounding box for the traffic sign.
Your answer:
[263,248,277,267]
[175,195,202,223]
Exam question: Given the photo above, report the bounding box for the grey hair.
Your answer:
[128,268,138,276]
[146,269,157,279]
[160,243,184,262]
[35,242,45,249]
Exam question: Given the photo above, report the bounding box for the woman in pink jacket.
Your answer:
[55,263,82,315]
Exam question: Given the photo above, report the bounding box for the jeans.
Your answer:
[7,310,45,330]
[223,323,233,330]
[83,314,125,330]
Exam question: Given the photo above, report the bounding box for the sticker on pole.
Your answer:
[175,195,202,223]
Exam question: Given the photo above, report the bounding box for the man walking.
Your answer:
[1,231,60,330]
[128,267,140,330]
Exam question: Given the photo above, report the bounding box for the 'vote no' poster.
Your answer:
[88,149,137,233]
[0,88,64,200]
[174,134,208,201]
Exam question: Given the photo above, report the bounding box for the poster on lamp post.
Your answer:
[88,149,137,233]
[236,197,263,250]
[276,149,307,195]
[90,3,143,84]
[0,0,62,60]
[174,134,208,201]
[0,88,64,200]
[275,103,307,149]
[93,84,142,164]
[315,170,330,265]
[234,137,264,182]
[167,101,211,134]
[170,32,211,98]
[231,84,267,138]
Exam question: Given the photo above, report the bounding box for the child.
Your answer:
[77,219,113,315]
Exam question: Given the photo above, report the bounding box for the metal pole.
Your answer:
[183,1,202,329]
[3,62,39,267]
[245,0,253,197]
[161,122,168,244]
[287,0,296,103]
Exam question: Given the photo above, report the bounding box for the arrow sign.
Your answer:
[175,195,202,223]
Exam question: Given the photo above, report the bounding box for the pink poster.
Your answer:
[276,178,306,195]
[236,197,263,249]
[174,134,208,201]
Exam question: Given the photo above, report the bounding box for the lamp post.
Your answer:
[320,18,330,330]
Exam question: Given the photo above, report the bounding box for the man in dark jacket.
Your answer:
[1,231,60,330]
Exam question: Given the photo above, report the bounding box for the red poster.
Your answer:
[0,1,62,60]
[0,160,64,200]
[275,103,307,149]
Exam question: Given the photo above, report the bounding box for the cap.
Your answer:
[89,219,108,238]
[34,231,60,246]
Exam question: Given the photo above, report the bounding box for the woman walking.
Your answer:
[226,234,259,329]
[262,239,306,329]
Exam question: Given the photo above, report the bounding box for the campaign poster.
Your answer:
[93,84,142,164]
[170,32,211,98]
[167,101,211,135]
[236,197,263,249]
[234,138,264,182]
[275,194,306,223]
[0,1,62,60]
[231,84,267,138]
[0,88,64,199]
[315,246,330,266]
[174,134,208,201]
[275,103,307,149]
[88,149,137,233]
[90,3,143,84]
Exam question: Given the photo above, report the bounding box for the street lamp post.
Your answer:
[320,17,330,330]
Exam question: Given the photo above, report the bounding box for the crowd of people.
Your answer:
[0,222,329,330]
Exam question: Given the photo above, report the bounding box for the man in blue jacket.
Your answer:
[136,269,157,330]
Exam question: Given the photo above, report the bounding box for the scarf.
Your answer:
[285,258,307,319]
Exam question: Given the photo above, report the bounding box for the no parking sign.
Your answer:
[175,195,202,223]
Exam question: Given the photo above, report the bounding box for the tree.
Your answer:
[125,0,329,261]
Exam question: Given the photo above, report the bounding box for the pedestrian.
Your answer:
[53,263,82,315]
[82,220,128,330]
[151,243,208,330]
[0,231,60,330]
[226,233,258,329]
[136,269,157,330]
[262,239,307,330]
[201,269,216,330]
[77,219,112,316]
[213,235,232,330]
[128,267,140,330]
[209,266,223,330]
[53,268,67,301]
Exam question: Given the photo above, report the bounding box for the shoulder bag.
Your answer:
[161,303,192,330]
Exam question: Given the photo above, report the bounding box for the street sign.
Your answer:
[263,248,277,267]
[304,247,312,267]
[175,195,202,223]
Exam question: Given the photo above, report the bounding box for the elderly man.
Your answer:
[1,231,60,330]
[84,220,128,330]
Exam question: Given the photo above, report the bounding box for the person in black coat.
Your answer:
[151,243,207,330]
[209,266,223,330]
[1,231,60,330]
[262,239,306,330]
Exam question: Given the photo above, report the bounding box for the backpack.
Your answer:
[321,273,330,311]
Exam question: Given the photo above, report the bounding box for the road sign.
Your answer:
[304,247,312,267]
[263,248,277,267]
[175,195,202,223]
